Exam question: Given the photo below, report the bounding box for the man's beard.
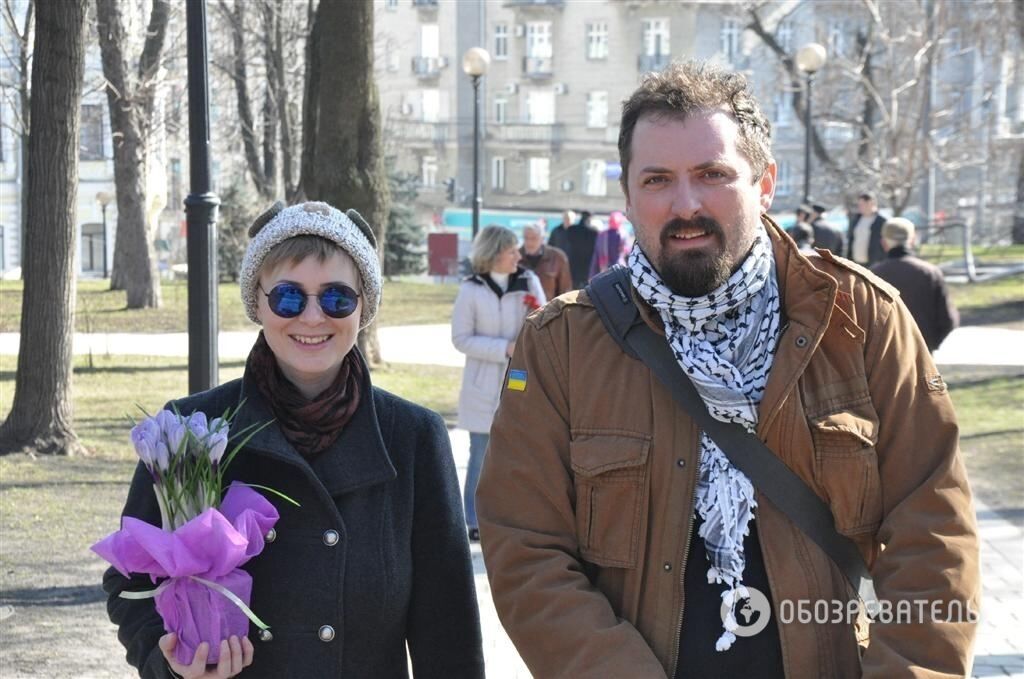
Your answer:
[654,216,732,297]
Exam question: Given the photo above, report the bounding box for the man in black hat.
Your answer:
[810,203,845,255]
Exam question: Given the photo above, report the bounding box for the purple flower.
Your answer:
[130,417,162,471]
[207,418,229,465]
[186,412,209,443]
[156,410,188,457]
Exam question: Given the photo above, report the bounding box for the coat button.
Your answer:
[663,562,672,572]
[318,625,335,642]
[323,530,339,546]
[676,459,686,468]
[264,528,277,543]
[795,335,809,348]
[258,629,273,642]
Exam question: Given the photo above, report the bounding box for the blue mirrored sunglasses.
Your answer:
[259,282,360,319]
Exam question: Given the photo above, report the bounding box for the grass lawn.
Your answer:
[0,353,462,458]
[948,274,1024,329]
[0,278,458,333]
[918,242,1024,266]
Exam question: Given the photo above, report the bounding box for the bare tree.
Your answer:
[0,0,88,456]
[95,0,170,308]
[299,0,388,364]
[1015,0,1024,244]
[0,0,34,272]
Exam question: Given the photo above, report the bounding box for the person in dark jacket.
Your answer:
[871,217,959,351]
[847,192,886,266]
[565,210,599,288]
[547,209,575,255]
[810,203,845,255]
[104,201,485,679]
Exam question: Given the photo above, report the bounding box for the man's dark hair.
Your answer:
[858,192,876,203]
[618,60,773,194]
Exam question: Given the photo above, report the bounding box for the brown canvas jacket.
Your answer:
[478,219,979,679]
[521,244,574,301]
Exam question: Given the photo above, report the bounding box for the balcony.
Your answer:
[522,56,553,79]
[391,120,451,147]
[488,122,563,149]
[638,53,671,73]
[412,56,446,79]
[503,0,564,8]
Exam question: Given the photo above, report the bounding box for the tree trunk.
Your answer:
[1013,150,1024,244]
[96,0,168,307]
[300,0,388,366]
[272,0,297,201]
[2,0,34,278]
[0,0,88,456]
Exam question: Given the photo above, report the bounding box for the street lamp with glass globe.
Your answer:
[462,47,490,240]
[95,190,113,278]
[795,42,827,204]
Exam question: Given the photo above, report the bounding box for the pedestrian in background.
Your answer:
[871,217,959,352]
[548,209,575,255]
[520,221,572,300]
[848,192,886,266]
[810,203,845,255]
[452,225,545,542]
[565,210,599,288]
[589,210,629,279]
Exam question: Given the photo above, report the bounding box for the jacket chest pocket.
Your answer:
[570,431,650,569]
[808,395,883,537]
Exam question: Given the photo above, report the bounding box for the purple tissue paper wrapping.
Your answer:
[93,482,279,665]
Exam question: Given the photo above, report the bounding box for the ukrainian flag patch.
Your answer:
[507,369,527,392]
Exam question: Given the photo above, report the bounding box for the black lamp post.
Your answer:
[795,42,827,204]
[185,0,220,394]
[95,190,112,278]
[462,47,490,241]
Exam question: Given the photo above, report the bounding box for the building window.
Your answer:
[777,20,792,53]
[421,155,438,187]
[492,156,506,191]
[526,89,555,125]
[720,18,740,64]
[385,0,397,10]
[386,39,400,72]
[583,159,607,196]
[494,24,508,60]
[494,97,507,124]
[168,157,183,209]
[80,104,105,161]
[775,160,794,196]
[773,92,791,127]
[642,18,670,56]
[586,22,608,60]
[526,22,552,59]
[827,20,844,57]
[529,157,550,192]
[81,222,106,273]
[421,89,440,122]
[587,91,608,128]
[421,24,439,58]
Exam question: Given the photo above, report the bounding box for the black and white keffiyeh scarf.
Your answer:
[627,225,781,651]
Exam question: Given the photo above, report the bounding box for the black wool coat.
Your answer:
[103,356,485,678]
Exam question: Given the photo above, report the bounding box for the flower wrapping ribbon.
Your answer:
[93,483,279,665]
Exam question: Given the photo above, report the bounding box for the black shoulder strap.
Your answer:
[586,266,877,608]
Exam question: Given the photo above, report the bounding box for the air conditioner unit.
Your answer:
[438,55,449,68]
[554,83,568,95]
[514,24,526,38]
[505,82,519,94]
[561,179,574,192]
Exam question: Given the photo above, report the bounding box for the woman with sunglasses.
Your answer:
[104,201,485,679]
[452,225,546,543]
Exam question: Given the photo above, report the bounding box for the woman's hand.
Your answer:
[159,633,254,678]
[505,341,516,358]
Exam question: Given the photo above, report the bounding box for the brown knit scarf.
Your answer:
[246,331,362,458]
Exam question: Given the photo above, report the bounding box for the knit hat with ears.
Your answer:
[239,201,382,329]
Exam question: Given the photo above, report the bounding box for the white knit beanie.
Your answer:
[239,201,382,329]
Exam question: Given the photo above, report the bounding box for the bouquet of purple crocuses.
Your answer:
[93,407,291,666]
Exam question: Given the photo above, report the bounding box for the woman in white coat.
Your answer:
[452,225,546,541]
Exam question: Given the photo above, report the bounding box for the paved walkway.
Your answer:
[1,325,1021,676]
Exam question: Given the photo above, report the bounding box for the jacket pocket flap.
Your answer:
[811,409,877,451]
[570,433,650,477]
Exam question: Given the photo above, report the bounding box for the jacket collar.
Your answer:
[886,245,910,259]
[468,266,531,297]
[232,347,396,496]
